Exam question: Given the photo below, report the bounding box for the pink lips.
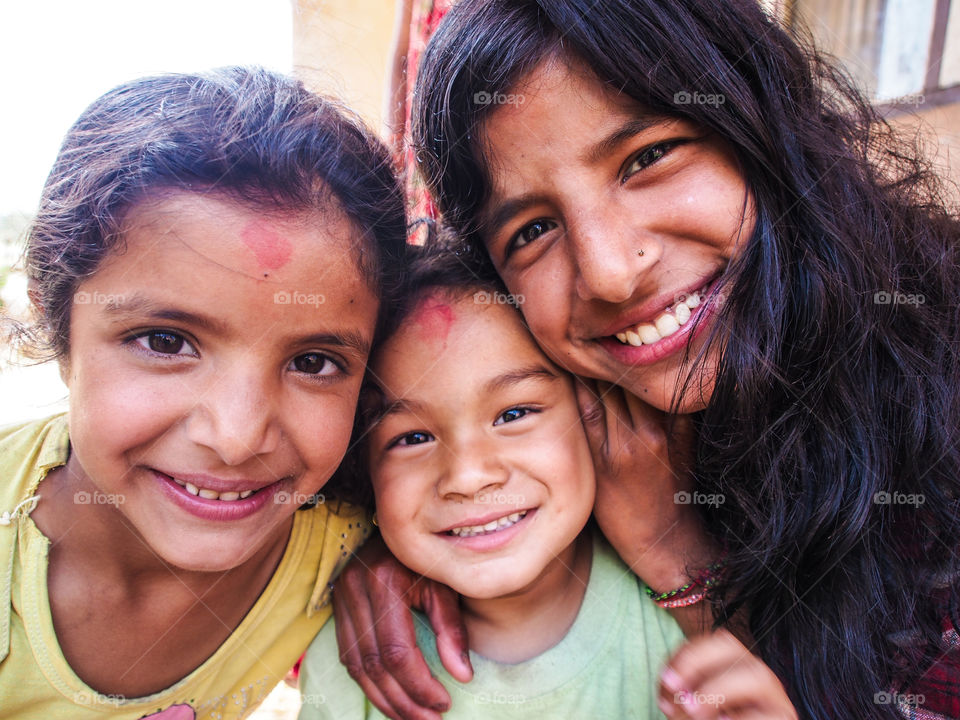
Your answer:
[154,471,284,522]
[440,508,537,552]
[599,278,722,367]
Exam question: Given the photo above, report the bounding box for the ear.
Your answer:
[28,279,72,387]
[26,278,43,315]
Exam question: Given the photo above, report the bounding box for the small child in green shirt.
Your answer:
[299,243,687,719]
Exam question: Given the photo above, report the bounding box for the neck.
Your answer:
[461,532,593,664]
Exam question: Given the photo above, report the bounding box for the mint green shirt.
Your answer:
[299,534,685,719]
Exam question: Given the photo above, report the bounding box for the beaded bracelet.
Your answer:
[645,558,725,608]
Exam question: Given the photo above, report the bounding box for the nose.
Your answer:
[568,202,658,303]
[185,364,281,466]
[436,435,508,501]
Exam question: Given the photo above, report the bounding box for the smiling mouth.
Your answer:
[612,280,715,346]
[448,510,528,538]
[169,476,266,502]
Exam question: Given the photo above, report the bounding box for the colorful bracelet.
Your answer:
[645,558,725,608]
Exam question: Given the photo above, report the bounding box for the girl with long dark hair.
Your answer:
[333,2,960,718]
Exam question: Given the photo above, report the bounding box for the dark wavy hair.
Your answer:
[412,1,960,717]
[21,66,406,362]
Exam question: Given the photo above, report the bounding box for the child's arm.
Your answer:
[332,535,472,720]
[299,617,373,720]
[658,630,799,719]
[573,379,721,636]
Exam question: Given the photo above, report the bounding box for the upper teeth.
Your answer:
[449,511,527,537]
[614,286,705,346]
[173,477,255,501]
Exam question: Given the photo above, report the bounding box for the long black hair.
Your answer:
[412,1,960,717]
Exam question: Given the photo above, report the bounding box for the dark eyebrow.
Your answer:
[583,117,659,165]
[482,117,660,237]
[297,331,371,357]
[105,294,229,335]
[105,294,370,355]
[482,364,562,395]
[482,194,550,239]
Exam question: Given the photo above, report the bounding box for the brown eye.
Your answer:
[148,331,184,354]
[291,352,339,376]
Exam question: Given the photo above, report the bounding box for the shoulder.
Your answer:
[300,617,376,720]
[0,413,69,505]
[300,499,375,617]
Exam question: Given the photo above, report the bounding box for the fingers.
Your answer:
[422,581,473,683]
[333,590,394,716]
[333,541,451,720]
[658,631,798,720]
[574,377,605,447]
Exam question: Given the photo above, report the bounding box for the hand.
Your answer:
[658,630,798,719]
[333,534,473,720]
[575,379,718,632]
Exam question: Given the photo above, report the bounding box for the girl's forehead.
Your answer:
[120,192,361,282]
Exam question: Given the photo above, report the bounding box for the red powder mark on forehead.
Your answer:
[414,297,455,345]
[241,221,292,270]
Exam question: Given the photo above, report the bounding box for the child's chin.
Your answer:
[156,539,259,574]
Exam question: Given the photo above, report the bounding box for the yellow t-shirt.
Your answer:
[0,414,371,719]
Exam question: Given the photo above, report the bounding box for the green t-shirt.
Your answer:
[299,533,685,719]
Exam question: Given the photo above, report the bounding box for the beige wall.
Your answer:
[891,103,960,200]
[291,0,396,131]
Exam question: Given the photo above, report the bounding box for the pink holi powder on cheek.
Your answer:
[240,221,292,270]
[414,298,455,345]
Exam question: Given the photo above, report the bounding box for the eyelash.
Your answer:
[493,405,539,425]
[505,140,684,257]
[621,139,684,183]
[386,406,540,450]
[127,330,198,358]
[126,330,346,379]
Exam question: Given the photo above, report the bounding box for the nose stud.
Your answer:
[637,249,645,256]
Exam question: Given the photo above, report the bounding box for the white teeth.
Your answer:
[172,476,258,501]
[637,324,660,345]
[449,510,528,538]
[655,314,680,337]
[613,282,710,346]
